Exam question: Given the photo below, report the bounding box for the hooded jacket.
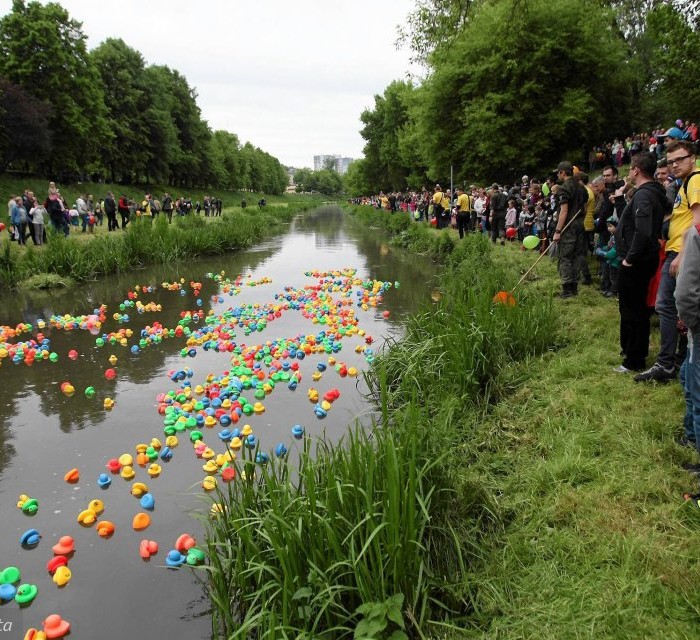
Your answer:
[615,181,670,265]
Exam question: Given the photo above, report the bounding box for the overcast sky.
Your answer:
[0,0,418,168]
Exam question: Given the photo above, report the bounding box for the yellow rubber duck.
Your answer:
[118,453,133,467]
[52,565,72,587]
[88,499,104,515]
[77,509,97,526]
[131,482,149,497]
[201,475,217,491]
[202,460,218,473]
[147,463,161,477]
[165,435,179,448]
[120,465,135,480]
[241,424,253,437]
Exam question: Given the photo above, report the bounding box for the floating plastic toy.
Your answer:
[165,549,186,568]
[132,513,150,530]
[20,529,41,547]
[51,536,74,555]
[96,521,115,537]
[292,425,305,439]
[64,468,79,483]
[0,566,20,584]
[175,534,196,553]
[52,566,71,587]
[15,583,38,605]
[201,476,217,491]
[130,482,148,497]
[140,493,155,510]
[42,613,70,638]
[46,556,67,574]
[0,583,16,602]
[139,539,158,559]
[97,473,112,488]
[120,465,135,480]
[18,496,39,515]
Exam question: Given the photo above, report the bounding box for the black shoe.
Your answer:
[558,284,575,299]
[633,363,676,383]
[676,435,697,450]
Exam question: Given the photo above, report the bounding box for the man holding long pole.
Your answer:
[553,161,588,298]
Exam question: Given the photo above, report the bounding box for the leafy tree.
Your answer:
[343,158,373,197]
[293,168,313,192]
[417,0,634,183]
[91,38,149,182]
[360,80,417,192]
[0,0,110,176]
[0,77,52,171]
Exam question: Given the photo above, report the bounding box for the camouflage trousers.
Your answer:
[557,223,588,286]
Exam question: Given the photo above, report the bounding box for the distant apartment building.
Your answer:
[313,154,354,175]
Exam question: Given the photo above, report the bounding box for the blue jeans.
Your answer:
[682,331,700,454]
[654,252,679,370]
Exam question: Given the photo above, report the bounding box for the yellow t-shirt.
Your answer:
[433,191,444,208]
[457,193,471,212]
[584,185,595,232]
[667,173,700,253]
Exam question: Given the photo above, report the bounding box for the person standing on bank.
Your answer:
[613,152,669,373]
[553,161,588,298]
[636,139,700,383]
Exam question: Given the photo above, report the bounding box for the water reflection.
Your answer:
[0,206,439,640]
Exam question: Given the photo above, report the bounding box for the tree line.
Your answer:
[345,0,700,195]
[0,0,289,194]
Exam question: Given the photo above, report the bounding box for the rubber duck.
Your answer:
[147,463,161,477]
[160,446,173,461]
[275,443,288,458]
[20,529,41,547]
[221,466,236,482]
[108,354,118,365]
[95,521,115,537]
[42,613,70,639]
[245,435,257,448]
[21,497,39,515]
[106,458,121,473]
[88,499,104,515]
[321,400,332,411]
[118,453,133,467]
[77,509,97,526]
[0,566,21,584]
[255,452,269,464]
[218,429,233,442]
[139,539,158,559]
[314,405,327,419]
[97,473,112,488]
[150,438,162,450]
[291,425,305,439]
[165,435,179,448]
[165,549,186,568]
[0,583,16,602]
[130,482,149,497]
[328,357,336,366]
[64,468,79,483]
[132,513,150,530]
[139,493,155,510]
[23,628,46,640]
[312,371,322,381]
[15,583,38,605]
[204,415,217,428]
[201,475,217,491]
[186,547,206,566]
[241,424,253,437]
[135,452,149,467]
[202,460,218,473]
[307,388,319,403]
[219,414,232,427]
[230,437,242,450]
[210,503,224,517]
[52,566,71,587]
[120,465,135,480]
[135,443,148,454]
[190,430,203,443]
[145,446,158,461]
[348,367,358,377]
[51,536,74,555]
[103,397,115,410]
[175,533,196,552]
[202,447,215,460]
[16,494,30,509]
[46,556,67,574]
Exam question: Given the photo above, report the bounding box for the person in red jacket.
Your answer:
[118,194,130,229]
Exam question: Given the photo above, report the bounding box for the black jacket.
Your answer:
[615,181,670,265]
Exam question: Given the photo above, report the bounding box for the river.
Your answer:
[0,206,438,639]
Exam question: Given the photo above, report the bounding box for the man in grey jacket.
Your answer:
[676,220,700,464]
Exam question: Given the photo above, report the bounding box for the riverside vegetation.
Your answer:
[202,206,696,639]
[0,179,324,289]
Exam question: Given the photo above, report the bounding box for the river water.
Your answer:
[0,206,438,639]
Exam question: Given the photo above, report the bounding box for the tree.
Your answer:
[293,168,313,192]
[0,77,52,171]
[0,0,109,176]
[343,158,373,197]
[91,39,149,182]
[322,156,337,171]
[416,0,635,183]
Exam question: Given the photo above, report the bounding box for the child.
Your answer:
[521,204,534,240]
[505,198,517,240]
[595,217,620,297]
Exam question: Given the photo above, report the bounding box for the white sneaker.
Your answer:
[613,365,631,374]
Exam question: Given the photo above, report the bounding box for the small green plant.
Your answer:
[354,594,408,640]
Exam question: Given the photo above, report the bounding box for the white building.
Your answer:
[313,154,354,175]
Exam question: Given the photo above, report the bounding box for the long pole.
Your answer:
[450,165,453,206]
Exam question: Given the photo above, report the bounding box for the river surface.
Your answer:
[0,206,438,640]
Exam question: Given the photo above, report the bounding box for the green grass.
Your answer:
[0,198,320,288]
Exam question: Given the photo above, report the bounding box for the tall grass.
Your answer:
[203,400,478,639]
[203,227,556,639]
[0,202,313,289]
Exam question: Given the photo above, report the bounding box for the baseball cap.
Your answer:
[659,126,685,140]
[557,161,573,172]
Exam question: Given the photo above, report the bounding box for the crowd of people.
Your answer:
[357,122,700,500]
[6,186,224,244]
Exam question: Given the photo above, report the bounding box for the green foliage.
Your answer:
[418,0,634,182]
[0,0,110,175]
[294,168,343,195]
[355,594,408,640]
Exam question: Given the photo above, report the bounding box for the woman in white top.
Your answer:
[29,199,47,245]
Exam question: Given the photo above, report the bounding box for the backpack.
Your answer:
[682,171,700,204]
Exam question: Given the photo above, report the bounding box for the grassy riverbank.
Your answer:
[0,189,325,289]
[349,207,696,638]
